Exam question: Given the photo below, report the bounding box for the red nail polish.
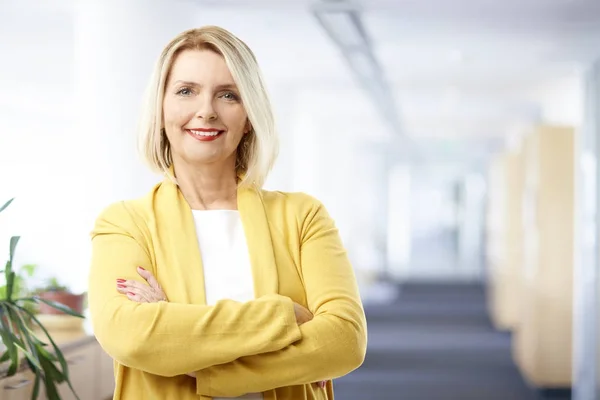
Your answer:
[117,284,126,288]
[116,279,126,283]
[138,266,145,271]
[128,292,135,296]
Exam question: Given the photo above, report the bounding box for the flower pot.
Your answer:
[38,291,85,315]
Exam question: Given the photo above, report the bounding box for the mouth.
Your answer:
[186,129,225,142]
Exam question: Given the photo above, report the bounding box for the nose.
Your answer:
[194,96,218,121]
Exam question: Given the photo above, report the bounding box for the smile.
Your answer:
[186,129,225,142]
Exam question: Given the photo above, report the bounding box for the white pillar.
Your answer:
[264,83,299,192]
[352,146,389,275]
[56,0,201,292]
[73,0,204,209]
[456,172,486,280]
[573,61,600,400]
[387,164,412,280]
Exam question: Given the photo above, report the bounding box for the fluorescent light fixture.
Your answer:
[312,0,406,139]
[315,11,367,50]
[347,50,380,81]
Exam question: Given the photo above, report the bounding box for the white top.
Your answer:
[192,210,263,400]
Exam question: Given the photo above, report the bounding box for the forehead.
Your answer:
[168,49,234,83]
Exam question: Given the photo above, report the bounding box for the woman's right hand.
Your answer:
[293,302,313,325]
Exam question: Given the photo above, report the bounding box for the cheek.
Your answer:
[163,99,194,126]
[222,108,248,132]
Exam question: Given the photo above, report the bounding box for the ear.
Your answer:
[244,120,252,134]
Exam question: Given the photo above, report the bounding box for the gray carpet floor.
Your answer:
[332,283,572,400]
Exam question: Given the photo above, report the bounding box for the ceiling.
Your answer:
[193,0,598,142]
[2,0,598,148]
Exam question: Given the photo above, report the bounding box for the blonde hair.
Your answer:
[138,26,278,188]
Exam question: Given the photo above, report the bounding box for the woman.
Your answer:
[88,26,367,400]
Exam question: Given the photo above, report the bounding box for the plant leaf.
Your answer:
[38,353,66,383]
[0,350,9,362]
[34,341,57,362]
[40,359,61,400]
[0,304,21,376]
[0,198,14,214]
[9,236,19,264]
[6,304,43,378]
[13,304,81,400]
[18,306,71,379]
[34,297,84,318]
[5,236,19,301]
[31,373,41,400]
[14,342,42,371]
[5,270,15,301]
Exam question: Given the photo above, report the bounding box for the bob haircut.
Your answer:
[138,25,278,189]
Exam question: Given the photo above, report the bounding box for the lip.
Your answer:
[185,128,225,142]
[188,128,222,132]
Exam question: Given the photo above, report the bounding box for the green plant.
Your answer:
[0,263,38,316]
[0,263,36,297]
[0,198,85,400]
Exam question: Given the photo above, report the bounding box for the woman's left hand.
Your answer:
[116,266,168,303]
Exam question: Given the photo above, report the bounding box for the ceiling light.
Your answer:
[315,10,368,50]
[347,50,380,82]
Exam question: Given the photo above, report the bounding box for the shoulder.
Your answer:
[260,189,324,216]
[259,189,334,234]
[91,184,160,238]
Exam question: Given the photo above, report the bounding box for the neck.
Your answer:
[172,159,238,210]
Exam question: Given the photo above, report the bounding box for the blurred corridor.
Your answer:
[2,0,600,399]
[336,283,542,399]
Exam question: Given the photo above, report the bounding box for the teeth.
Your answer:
[191,130,220,137]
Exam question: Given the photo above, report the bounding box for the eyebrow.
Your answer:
[173,80,238,91]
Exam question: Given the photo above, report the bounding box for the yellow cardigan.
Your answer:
[88,177,367,400]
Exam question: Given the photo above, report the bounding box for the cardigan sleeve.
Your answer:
[88,202,302,377]
[195,195,367,397]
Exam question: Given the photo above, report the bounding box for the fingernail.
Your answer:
[116,279,126,283]
[138,266,145,271]
[117,284,126,288]
[128,292,135,296]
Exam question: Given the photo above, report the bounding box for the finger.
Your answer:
[117,279,165,303]
[303,309,314,321]
[116,279,145,291]
[116,284,129,294]
[318,381,326,388]
[125,286,155,303]
[122,282,163,303]
[137,266,162,291]
[124,279,150,291]
[126,290,148,303]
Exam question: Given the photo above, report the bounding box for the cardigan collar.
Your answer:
[154,168,279,304]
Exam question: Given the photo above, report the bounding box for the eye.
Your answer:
[220,91,239,101]
[176,87,193,96]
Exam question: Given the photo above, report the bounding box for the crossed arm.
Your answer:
[88,199,367,395]
[88,203,302,376]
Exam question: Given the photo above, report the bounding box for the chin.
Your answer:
[182,149,230,166]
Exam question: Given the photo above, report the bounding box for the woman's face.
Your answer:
[162,49,249,169]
